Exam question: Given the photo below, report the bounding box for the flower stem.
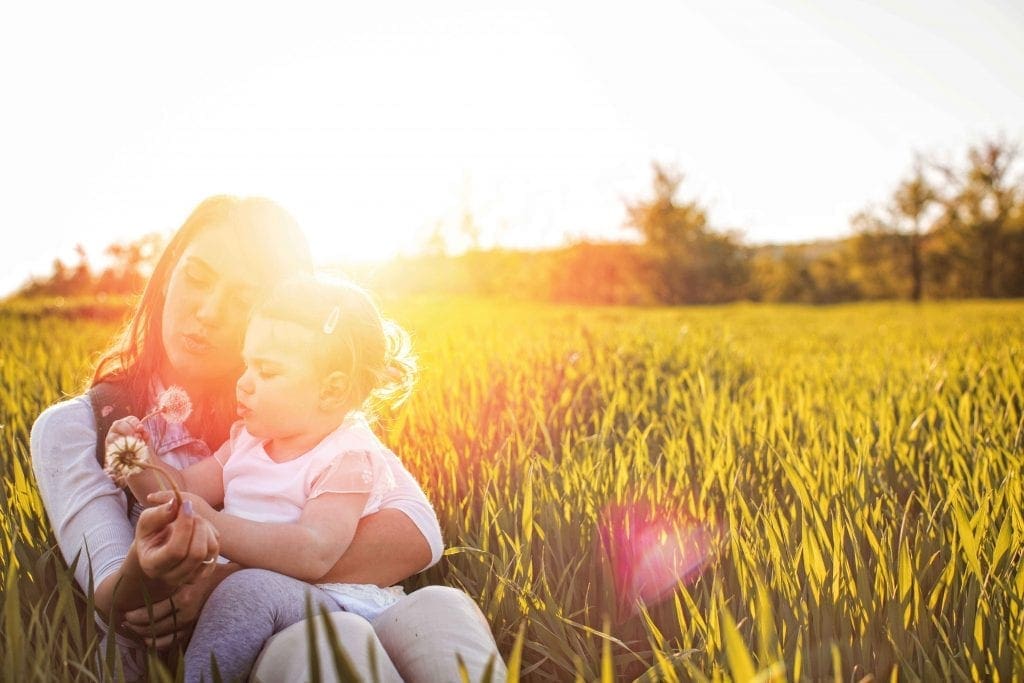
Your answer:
[138,462,183,506]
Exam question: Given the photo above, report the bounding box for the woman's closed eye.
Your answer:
[184,268,211,290]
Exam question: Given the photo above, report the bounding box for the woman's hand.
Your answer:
[135,495,219,587]
[148,490,216,523]
[122,563,239,650]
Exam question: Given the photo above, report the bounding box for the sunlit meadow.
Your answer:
[1,297,1022,681]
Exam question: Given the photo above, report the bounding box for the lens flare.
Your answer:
[599,501,714,616]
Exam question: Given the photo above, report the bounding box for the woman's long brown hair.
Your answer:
[91,196,313,448]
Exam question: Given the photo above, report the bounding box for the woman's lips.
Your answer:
[183,333,213,354]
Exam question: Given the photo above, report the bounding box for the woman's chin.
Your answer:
[165,344,235,387]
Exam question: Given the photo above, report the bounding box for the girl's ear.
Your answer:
[319,371,349,410]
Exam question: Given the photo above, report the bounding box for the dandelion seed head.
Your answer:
[104,436,150,485]
[157,386,192,425]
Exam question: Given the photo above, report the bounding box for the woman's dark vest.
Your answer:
[87,381,139,514]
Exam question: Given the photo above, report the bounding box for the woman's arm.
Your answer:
[318,508,433,585]
[31,399,148,605]
[315,449,442,585]
[31,398,218,620]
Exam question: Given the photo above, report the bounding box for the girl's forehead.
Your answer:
[245,316,316,355]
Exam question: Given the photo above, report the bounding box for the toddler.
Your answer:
[107,274,420,623]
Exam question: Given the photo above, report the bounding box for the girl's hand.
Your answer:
[106,415,149,448]
[134,495,219,587]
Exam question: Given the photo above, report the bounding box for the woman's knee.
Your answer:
[375,585,494,642]
[255,612,402,683]
[402,584,479,613]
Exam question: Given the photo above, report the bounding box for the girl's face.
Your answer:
[161,225,260,388]
[235,315,324,441]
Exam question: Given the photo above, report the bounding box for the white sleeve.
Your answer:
[378,449,444,570]
[29,396,135,591]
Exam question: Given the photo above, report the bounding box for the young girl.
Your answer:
[106,274,421,674]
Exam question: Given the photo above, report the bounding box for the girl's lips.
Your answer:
[237,404,252,418]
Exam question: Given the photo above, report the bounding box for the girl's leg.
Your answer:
[371,585,507,683]
[184,568,339,683]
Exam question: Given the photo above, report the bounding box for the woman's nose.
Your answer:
[195,285,229,327]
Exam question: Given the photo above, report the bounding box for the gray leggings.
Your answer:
[185,568,341,683]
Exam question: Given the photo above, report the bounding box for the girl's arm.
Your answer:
[186,491,370,582]
[126,455,225,509]
[108,416,225,507]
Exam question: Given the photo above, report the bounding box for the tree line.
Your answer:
[620,136,1023,304]
[14,137,1023,306]
[358,136,1023,305]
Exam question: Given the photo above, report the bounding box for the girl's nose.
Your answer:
[237,369,254,395]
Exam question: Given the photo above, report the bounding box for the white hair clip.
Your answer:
[322,305,340,334]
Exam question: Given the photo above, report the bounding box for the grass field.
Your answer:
[2,298,1022,681]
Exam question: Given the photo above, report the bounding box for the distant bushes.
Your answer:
[0,295,135,321]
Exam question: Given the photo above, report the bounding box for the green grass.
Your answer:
[2,298,1023,681]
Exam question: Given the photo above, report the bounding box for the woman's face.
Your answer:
[161,224,261,388]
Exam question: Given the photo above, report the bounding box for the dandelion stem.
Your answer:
[138,462,183,506]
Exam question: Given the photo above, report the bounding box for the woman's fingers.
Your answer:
[137,493,220,585]
[137,499,197,580]
[123,596,177,627]
[147,490,176,506]
[155,505,200,582]
[178,521,220,586]
[123,608,181,638]
[124,609,184,638]
[135,498,178,544]
[145,629,190,652]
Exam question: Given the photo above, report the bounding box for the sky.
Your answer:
[1,0,1022,296]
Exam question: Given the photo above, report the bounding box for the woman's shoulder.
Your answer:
[31,394,95,440]
[30,394,98,468]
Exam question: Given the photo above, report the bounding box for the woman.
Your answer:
[30,195,505,681]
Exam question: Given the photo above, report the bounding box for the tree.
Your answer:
[892,162,939,301]
[851,160,939,301]
[625,163,748,304]
[936,138,1023,297]
[17,233,164,298]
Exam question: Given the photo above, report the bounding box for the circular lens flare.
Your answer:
[600,501,714,616]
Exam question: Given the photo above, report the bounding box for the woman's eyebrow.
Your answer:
[184,256,216,275]
[187,256,258,291]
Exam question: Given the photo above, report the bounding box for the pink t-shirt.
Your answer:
[213,413,396,524]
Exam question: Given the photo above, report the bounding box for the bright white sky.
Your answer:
[2,0,1022,296]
